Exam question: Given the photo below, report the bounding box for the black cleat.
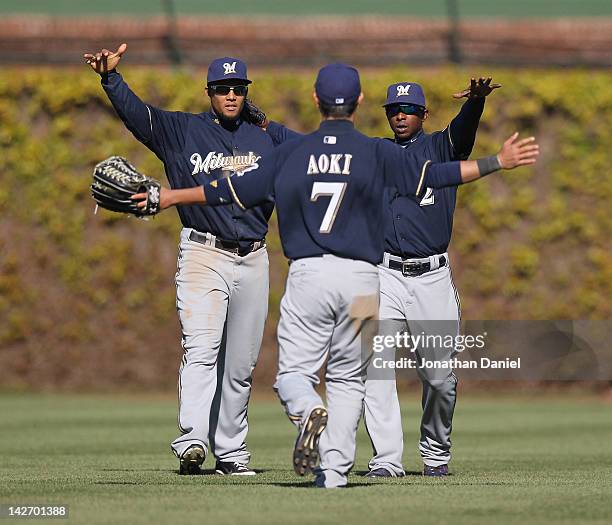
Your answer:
[423,464,449,477]
[364,467,395,478]
[293,406,328,476]
[179,444,206,475]
[215,461,256,476]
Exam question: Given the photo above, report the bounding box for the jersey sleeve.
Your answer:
[379,139,462,196]
[204,150,279,209]
[423,161,463,191]
[266,121,304,146]
[101,70,189,159]
[202,177,234,207]
[446,97,485,160]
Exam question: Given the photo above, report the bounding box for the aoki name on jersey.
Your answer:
[307,154,353,175]
[190,151,261,176]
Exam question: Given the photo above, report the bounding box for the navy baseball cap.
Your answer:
[207,57,251,84]
[315,63,361,106]
[383,82,426,107]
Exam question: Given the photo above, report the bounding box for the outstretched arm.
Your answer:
[447,77,501,159]
[84,43,151,143]
[427,132,538,189]
[387,132,539,196]
[83,43,187,156]
[134,150,280,211]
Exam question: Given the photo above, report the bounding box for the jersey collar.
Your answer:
[395,129,424,148]
[206,109,243,131]
[318,119,355,134]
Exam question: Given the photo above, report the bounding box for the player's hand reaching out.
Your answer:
[497,132,539,169]
[457,132,539,184]
[453,77,501,99]
[83,43,127,74]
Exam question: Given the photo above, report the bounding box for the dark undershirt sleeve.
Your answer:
[266,121,304,146]
[447,97,485,160]
[101,70,189,159]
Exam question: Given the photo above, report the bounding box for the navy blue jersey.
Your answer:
[205,120,462,265]
[385,98,485,257]
[101,70,279,248]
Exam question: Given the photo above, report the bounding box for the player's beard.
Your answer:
[214,104,244,130]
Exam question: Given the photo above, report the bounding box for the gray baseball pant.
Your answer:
[275,255,379,488]
[364,253,460,473]
[170,228,269,464]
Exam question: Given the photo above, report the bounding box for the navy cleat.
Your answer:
[423,464,449,477]
[215,461,256,476]
[179,444,206,475]
[293,406,328,476]
[364,467,396,478]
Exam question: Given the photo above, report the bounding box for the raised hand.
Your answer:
[83,43,127,74]
[498,132,539,169]
[453,77,501,99]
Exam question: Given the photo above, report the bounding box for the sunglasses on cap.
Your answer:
[208,84,248,97]
[385,104,426,118]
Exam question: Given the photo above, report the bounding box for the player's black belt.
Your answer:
[189,230,265,257]
[384,254,447,277]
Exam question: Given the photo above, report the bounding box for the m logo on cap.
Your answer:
[223,62,237,75]
[396,84,411,97]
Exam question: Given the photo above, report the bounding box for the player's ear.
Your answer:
[357,92,364,106]
[312,91,320,110]
[422,109,429,121]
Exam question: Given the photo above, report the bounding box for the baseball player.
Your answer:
[84,43,287,476]
[363,78,501,478]
[135,64,538,488]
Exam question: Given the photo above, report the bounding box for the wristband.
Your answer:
[476,155,502,177]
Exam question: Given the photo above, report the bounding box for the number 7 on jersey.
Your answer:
[310,181,347,233]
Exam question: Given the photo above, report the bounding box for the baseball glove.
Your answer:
[241,98,268,127]
[91,156,161,217]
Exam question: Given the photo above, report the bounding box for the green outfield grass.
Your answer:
[1,394,611,525]
[1,0,611,18]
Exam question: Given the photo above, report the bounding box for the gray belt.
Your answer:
[382,252,447,277]
[189,230,265,257]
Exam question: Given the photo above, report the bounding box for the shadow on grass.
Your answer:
[272,481,373,489]
[94,481,141,485]
[99,468,176,473]
[353,470,426,477]
[98,468,274,475]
